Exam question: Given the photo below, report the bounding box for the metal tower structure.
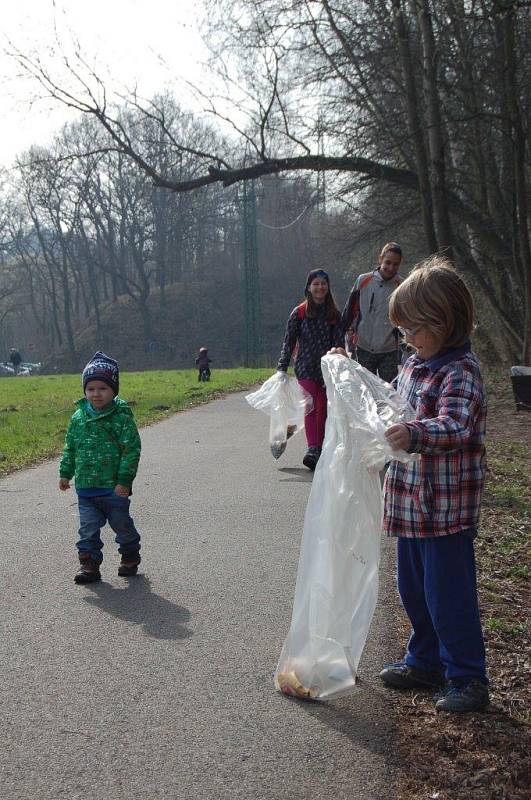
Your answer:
[315,121,327,219]
[241,179,262,366]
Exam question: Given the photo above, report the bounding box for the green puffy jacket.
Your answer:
[59,397,141,489]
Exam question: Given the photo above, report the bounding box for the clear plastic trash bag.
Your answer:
[246,372,313,459]
[274,354,418,700]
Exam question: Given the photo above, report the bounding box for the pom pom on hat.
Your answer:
[82,351,119,395]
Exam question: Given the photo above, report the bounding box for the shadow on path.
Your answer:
[83,575,192,641]
[280,683,395,759]
[277,467,313,483]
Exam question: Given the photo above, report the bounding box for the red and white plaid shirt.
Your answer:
[383,345,487,538]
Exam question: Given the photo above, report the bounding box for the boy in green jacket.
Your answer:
[59,351,142,584]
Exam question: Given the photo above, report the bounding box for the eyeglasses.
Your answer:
[399,326,422,337]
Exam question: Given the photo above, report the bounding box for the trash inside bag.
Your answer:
[246,372,313,459]
[274,354,418,701]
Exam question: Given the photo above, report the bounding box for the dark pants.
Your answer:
[356,347,398,383]
[397,534,487,682]
[77,494,141,565]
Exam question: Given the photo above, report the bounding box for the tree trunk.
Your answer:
[501,9,531,363]
[392,0,438,251]
[414,0,454,256]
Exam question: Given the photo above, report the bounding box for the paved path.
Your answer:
[0,392,400,799]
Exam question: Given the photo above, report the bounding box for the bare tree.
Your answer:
[7,0,531,361]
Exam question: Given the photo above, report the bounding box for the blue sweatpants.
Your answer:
[397,534,487,682]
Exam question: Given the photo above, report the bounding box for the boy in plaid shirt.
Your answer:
[380,257,489,713]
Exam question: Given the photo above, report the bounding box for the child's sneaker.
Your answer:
[435,679,489,713]
[379,661,445,689]
[118,553,141,577]
[74,555,101,584]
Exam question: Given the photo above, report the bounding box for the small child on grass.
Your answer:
[380,256,489,713]
[59,351,142,584]
[195,347,212,381]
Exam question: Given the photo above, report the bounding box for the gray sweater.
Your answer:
[342,269,402,354]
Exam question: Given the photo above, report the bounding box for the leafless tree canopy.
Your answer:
[1,0,530,364]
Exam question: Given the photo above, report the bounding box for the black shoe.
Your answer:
[379,661,445,690]
[118,553,141,577]
[303,447,321,471]
[74,556,101,584]
[435,679,489,713]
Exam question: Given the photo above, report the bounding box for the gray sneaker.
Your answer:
[435,679,489,713]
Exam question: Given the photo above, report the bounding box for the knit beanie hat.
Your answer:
[305,269,330,294]
[82,351,119,395]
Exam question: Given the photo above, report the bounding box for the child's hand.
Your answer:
[385,424,411,451]
[114,484,130,497]
[328,347,348,357]
[59,478,70,491]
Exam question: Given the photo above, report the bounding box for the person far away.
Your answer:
[342,242,403,383]
[9,347,22,374]
[276,269,344,471]
[381,256,489,713]
[195,346,212,381]
[59,351,142,585]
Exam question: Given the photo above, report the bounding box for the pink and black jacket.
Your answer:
[277,302,344,384]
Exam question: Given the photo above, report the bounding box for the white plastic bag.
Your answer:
[275,354,417,700]
[246,372,313,459]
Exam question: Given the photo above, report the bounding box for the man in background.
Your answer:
[342,242,403,383]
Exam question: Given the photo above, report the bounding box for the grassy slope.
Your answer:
[0,368,271,475]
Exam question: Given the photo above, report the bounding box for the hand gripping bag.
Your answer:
[246,372,313,459]
[275,354,417,700]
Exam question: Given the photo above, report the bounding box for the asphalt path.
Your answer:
[0,391,401,800]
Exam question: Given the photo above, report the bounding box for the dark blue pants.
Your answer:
[77,494,141,565]
[397,534,487,682]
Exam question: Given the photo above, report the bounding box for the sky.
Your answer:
[0,0,209,167]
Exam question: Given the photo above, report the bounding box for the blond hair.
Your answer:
[389,255,474,349]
